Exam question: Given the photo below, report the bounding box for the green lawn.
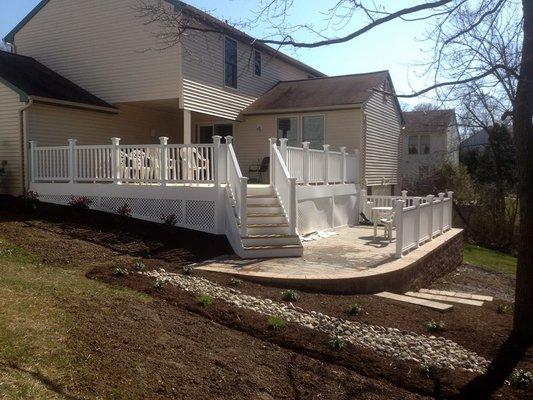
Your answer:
[464,243,517,275]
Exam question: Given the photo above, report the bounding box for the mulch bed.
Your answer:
[88,266,532,400]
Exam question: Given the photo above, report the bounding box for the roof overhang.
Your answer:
[28,96,119,114]
[243,103,363,116]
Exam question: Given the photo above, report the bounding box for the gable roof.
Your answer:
[243,71,391,114]
[403,109,456,135]
[3,0,325,79]
[0,50,114,110]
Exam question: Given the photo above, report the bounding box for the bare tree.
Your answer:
[136,0,532,342]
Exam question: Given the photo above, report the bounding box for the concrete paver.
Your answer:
[405,291,484,306]
[419,289,493,302]
[375,292,453,311]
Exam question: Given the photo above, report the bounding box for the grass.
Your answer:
[0,238,150,399]
[464,243,517,275]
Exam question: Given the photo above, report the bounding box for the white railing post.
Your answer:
[438,192,445,234]
[159,136,169,186]
[395,199,405,258]
[323,144,330,185]
[354,149,360,184]
[67,139,77,183]
[302,141,310,185]
[288,177,297,235]
[29,140,37,183]
[401,190,408,204]
[447,191,454,228]
[413,197,421,248]
[340,146,347,184]
[111,137,121,184]
[279,138,288,162]
[240,177,248,236]
[427,194,435,241]
[359,188,367,219]
[269,138,277,184]
[212,135,222,187]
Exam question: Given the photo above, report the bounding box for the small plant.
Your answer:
[196,294,213,307]
[509,369,533,390]
[426,320,445,333]
[328,335,346,351]
[267,315,286,331]
[497,304,512,314]
[117,203,132,217]
[153,280,166,292]
[19,190,39,210]
[132,261,146,271]
[162,214,178,227]
[348,304,363,315]
[420,362,438,379]
[68,195,92,211]
[229,277,243,287]
[182,265,195,275]
[112,267,129,277]
[282,289,299,302]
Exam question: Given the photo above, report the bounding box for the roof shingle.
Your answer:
[403,110,455,135]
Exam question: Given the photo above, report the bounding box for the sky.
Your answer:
[0,0,437,107]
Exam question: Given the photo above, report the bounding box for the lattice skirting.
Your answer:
[38,194,217,233]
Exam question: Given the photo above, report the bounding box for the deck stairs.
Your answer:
[229,184,303,258]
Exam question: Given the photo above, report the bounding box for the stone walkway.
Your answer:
[142,269,490,374]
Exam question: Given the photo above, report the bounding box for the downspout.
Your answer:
[19,99,34,194]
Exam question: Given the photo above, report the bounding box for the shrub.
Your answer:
[426,320,445,333]
[328,335,346,351]
[509,369,533,390]
[420,362,438,379]
[117,203,132,217]
[196,294,213,307]
[132,261,146,271]
[153,280,166,292]
[497,304,512,314]
[68,195,92,211]
[229,278,243,287]
[348,304,363,315]
[182,265,194,275]
[267,315,286,331]
[112,268,129,277]
[19,190,39,210]
[281,289,299,302]
[162,214,178,227]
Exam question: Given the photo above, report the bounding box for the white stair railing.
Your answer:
[225,136,248,236]
[270,138,297,236]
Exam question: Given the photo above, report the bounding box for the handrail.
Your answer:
[226,140,248,236]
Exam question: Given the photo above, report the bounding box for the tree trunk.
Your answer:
[512,0,533,342]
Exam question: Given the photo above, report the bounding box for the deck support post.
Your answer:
[302,141,310,185]
[269,138,277,185]
[68,139,77,183]
[426,194,435,241]
[29,140,37,183]
[438,192,445,234]
[111,137,121,184]
[395,199,405,258]
[159,137,169,186]
[212,135,222,187]
[413,197,421,248]
[323,144,330,185]
[340,146,347,184]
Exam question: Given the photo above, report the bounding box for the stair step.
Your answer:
[243,244,303,251]
[247,213,285,217]
[242,234,301,247]
[242,234,296,239]
[240,223,289,228]
[247,194,277,199]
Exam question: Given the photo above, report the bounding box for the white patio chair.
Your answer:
[380,211,395,242]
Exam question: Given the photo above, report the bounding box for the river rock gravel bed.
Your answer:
[141,269,490,374]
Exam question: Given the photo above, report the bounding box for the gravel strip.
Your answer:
[142,269,490,373]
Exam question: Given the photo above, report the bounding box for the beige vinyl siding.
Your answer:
[181,26,309,120]
[27,103,181,146]
[234,109,363,176]
[0,83,23,195]
[362,83,402,186]
[14,0,180,104]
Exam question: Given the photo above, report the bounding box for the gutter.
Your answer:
[28,96,119,114]
[243,103,363,116]
[19,99,34,194]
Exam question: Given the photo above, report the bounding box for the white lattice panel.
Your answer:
[99,197,183,223]
[185,200,215,230]
[38,194,72,205]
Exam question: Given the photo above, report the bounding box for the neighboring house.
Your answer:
[401,109,459,184]
[460,129,489,153]
[0,0,404,258]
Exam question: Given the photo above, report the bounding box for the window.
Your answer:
[419,135,431,154]
[277,117,298,147]
[408,135,418,155]
[224,37,237,88]
[198,124,233,143]
[254,50,262,77]
[302,116,325,149]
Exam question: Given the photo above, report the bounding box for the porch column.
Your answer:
[181,109,192,144]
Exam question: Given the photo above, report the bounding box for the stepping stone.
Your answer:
[375,292,453,311]
[405,291,484,306]
[419,289,493,302]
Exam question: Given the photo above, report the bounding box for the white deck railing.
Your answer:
[360,190,430,217]
[30,137,219,185]
[282,140,359,185]
[395,192,454,258]
[226,137,248,236]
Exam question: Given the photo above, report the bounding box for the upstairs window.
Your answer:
[408,135,431,155]
[254,50,262,77]
[225,37,237,88]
